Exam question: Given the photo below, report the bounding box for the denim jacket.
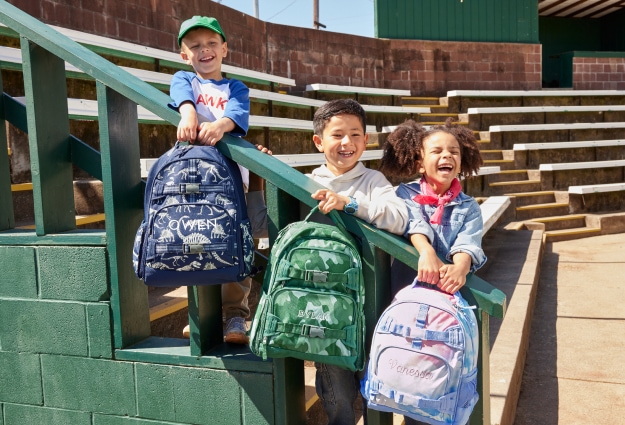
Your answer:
[396,181,486,272]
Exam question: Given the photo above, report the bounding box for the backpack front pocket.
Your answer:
[267,287,359,358]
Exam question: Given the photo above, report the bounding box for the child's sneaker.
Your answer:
[224,316,249,344]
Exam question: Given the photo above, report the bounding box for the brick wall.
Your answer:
[573,57,625,90]
[10,0,542,96]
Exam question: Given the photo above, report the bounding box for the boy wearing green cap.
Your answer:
[169,16,266,344]
[170,15,249,145]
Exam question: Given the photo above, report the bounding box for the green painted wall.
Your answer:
[601,8,625,51]
[540,12,625,87]
[374,0,538,43]
[539,17,602,87]
[0,244,275,425]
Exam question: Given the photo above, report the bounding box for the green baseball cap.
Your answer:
[178,16,226,46]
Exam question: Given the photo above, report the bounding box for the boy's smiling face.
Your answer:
[313,113,368,176]
[419,131,462,195]
[180,28,227,80]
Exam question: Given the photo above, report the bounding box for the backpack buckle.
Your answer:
[305,270,327,283]
[302,325,325,338]
[180,183,200,194]
[185,244,204,254]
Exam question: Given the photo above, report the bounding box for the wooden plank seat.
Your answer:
[538,159,625,190]
[488,122,625,149]
[569,182,625,194]
[445,89,625,113]
[463,105,625,131]
[11,96,376,133]
[306,83,411,97]
[512,139,625,168]
[568,183,625,213]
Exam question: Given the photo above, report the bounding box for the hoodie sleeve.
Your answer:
[353,171,408,235]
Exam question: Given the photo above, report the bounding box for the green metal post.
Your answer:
[188,284,223,356]
[21,37,75,235]
[470,309,491,425]
[361,241,393,425]
[0,69,13,230]
[266,182,306,425]
[97,82,150,349]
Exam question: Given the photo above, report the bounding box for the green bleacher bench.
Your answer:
[306,83,411,97]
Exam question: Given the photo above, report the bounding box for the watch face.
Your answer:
[344,197,358,214]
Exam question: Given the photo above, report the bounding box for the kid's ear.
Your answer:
[180,50,190,63]
[312,135,324,152]
[418,161,425,174]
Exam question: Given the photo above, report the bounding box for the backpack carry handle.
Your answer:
[306,205,353,242]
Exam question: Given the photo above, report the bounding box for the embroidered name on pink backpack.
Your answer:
[361,282,479,425]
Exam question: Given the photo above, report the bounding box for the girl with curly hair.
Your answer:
[379,118,486,295]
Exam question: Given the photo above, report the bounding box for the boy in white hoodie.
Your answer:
[308,98,408,425]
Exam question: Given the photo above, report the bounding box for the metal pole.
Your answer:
[253,0,259,18]
[313,0,319,29]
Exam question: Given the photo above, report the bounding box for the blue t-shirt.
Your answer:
[168,70,250,137]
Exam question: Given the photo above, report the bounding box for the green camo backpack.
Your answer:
[249,206,365,371]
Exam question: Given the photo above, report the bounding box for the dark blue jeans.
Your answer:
[315,362,366,425]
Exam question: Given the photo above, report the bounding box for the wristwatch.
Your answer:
[343,196,358,215]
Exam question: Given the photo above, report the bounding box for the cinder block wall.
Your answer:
[573,57,625,90]
[0,245,273,424]
[8,0,542,96]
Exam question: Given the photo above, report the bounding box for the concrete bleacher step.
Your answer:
[479,149,503,161]
[418,112,458,120]
[487,169,531,183]
[520,214,602,242]
[15,213,106,230]
[419,118,467,126]
[488,179,542,195]
[542,226,602,242]
[505,190,566,207]
[11,179,104,224]
[401,96,443,107]
[523,214,587,232]
[483,158,515,170]
[514,202,570,220]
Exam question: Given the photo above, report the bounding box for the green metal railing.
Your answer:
[0,2,505,424]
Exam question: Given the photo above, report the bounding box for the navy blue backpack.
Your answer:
[133,142,254,286]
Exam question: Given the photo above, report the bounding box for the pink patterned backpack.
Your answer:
[361,281,480,425]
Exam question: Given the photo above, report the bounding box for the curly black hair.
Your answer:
[378,118,483,180]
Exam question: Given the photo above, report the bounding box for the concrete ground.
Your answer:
[514,233,625,425]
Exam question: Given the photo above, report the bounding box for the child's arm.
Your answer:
[409,233,445,286]
[437,252,472,294]
[177,102,199,142]
[439,199,486,293]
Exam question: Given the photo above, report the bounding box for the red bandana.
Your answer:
[412,177,462,225]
